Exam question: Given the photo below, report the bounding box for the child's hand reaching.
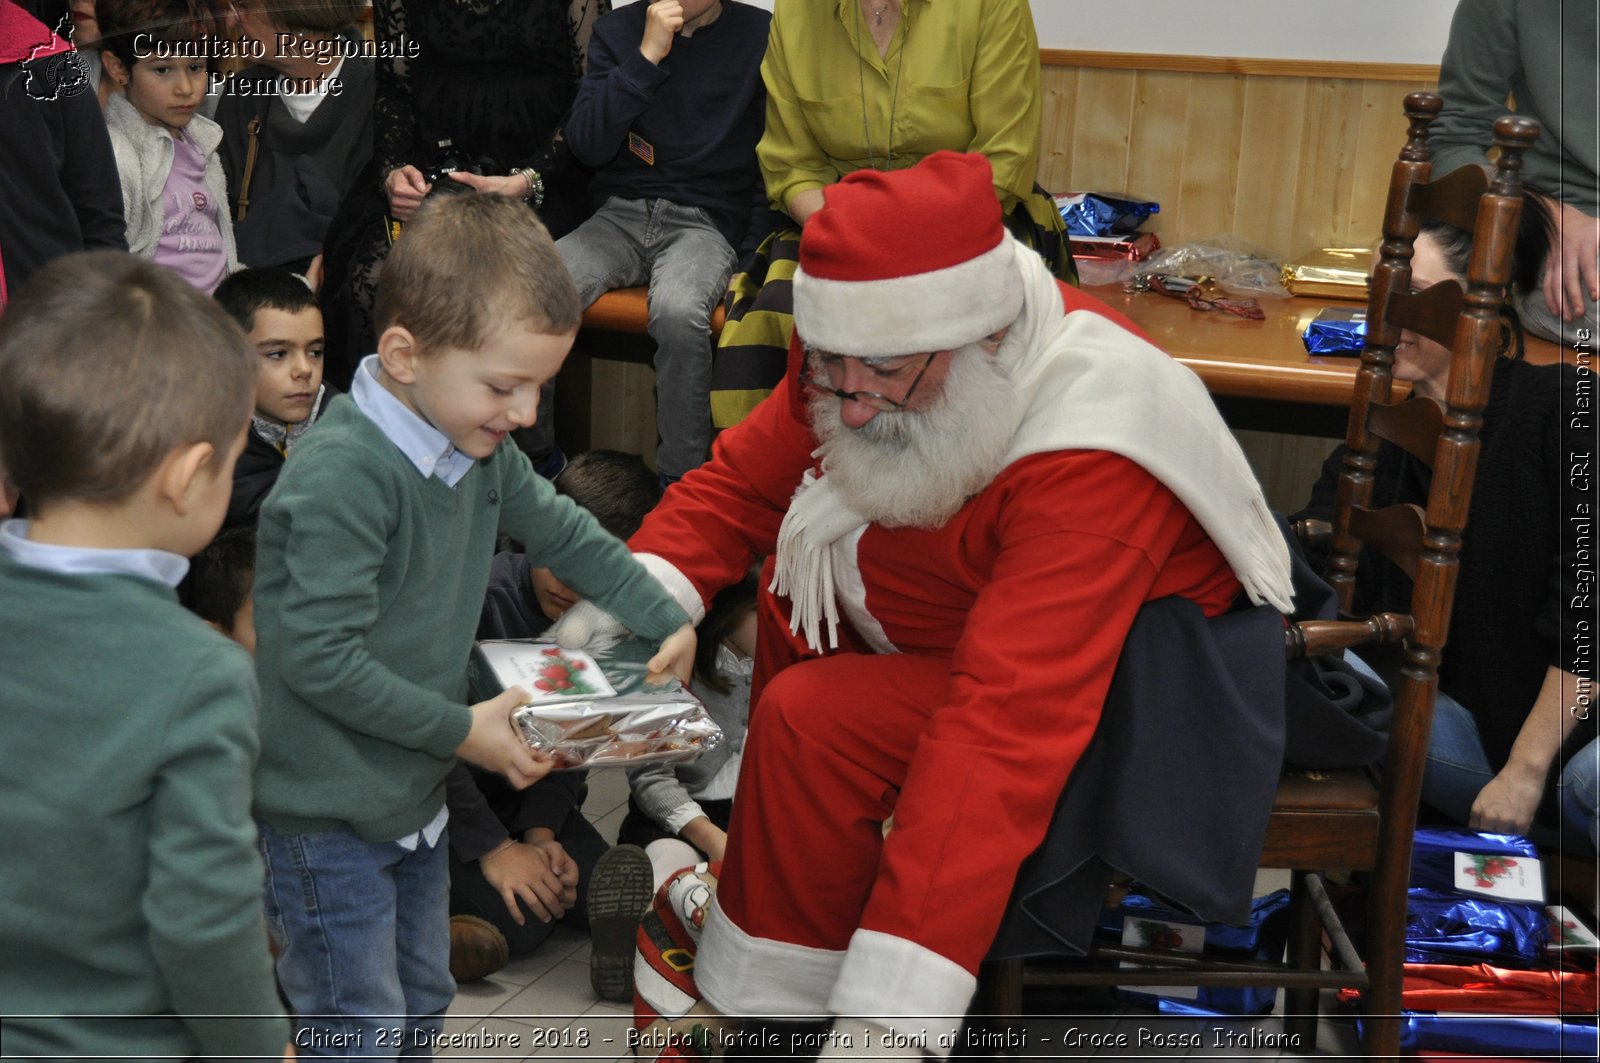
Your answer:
[479,837,575,924]
[457,687,550,789]
[646,623,697,686]
[681,816,728,863]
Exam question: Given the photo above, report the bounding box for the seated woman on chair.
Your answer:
[708,0,1076,428]
[1294,195,1598,854]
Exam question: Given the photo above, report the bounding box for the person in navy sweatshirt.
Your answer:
[550,0,771,484]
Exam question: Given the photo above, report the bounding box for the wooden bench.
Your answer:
[578,287,726,355]
[556,288,728,458]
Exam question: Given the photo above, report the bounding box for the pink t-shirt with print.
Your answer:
[151,132,226,293]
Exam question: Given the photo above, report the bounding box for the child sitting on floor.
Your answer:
[0,251,288,1060]
[214,267,332,527]
[250,192,696,1051]
[449,449,665,983]
[97,1,240,291]
[587,563,760,1002]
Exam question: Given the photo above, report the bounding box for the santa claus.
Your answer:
[557,151,1293,1055]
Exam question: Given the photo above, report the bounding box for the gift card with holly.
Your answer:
[1117,915,1205,1000]
[1452,850,1544,903]
[476,642,618,703]
[1545,905,1599,950]
[1121,917,1206,954]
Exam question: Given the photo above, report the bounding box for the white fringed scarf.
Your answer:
[771,240,1295,653]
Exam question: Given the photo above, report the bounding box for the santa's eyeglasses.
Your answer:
[800,346,938,413]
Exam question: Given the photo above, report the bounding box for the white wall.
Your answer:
[1025,0,1456,63]
[615,1,1457,64]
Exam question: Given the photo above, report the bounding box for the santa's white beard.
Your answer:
[809,339,1023,529]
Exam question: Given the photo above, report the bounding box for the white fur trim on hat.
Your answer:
[793,235,1025,357]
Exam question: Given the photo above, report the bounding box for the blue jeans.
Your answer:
[1345,654,1599,852]
[556,197,737,479]
[258,821,455,1059]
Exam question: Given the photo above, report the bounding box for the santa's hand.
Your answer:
[550,599,627,650]
[646,623,697,686]
[551,554,706,650]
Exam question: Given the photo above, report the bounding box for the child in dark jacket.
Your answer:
[214,267,334,528]
[450,450,665,983]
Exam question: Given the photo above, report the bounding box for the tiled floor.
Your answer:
[440,769,1363,1061]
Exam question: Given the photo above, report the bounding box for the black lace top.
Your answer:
[373,0,608,176]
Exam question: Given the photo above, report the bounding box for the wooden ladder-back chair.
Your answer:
[978,94,1541,1059]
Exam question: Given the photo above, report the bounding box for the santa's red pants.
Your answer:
[694,597,1091,1022]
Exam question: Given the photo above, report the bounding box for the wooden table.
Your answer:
[568,285,1567,443]
[1089,285,1565,435]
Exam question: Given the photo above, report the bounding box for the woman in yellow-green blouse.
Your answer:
[709,0,1074,430]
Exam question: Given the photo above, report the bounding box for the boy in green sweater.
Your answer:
[0,252,291,1060]
[251,192,695,1055]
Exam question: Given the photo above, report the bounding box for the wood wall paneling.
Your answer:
[1039,61,1437,259]
[1038,50,1441,83]
[1177,72,1247,240]
[1121,70,1189,236]
[1232,75,1309,251]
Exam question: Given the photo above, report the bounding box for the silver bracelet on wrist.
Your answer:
[511,167,545,208]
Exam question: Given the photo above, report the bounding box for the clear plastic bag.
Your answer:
[1139,235,1289,299]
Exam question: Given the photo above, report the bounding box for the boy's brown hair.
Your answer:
[553,450,662,541]
[0,252,254,508]
[178,526,257,632]
[374,194,583,355]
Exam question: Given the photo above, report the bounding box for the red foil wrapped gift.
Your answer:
[1070,232,1162,264]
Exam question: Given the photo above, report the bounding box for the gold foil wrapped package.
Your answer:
[1282,247,1371,300]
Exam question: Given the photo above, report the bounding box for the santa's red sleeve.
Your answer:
[629,372,818,608]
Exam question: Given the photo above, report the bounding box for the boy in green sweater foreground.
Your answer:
[251,193,695,1054]
[0,253,291,1060]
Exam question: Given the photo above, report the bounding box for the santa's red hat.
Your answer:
[791,151,1025,358]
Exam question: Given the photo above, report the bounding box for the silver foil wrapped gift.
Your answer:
[473,637,723,770]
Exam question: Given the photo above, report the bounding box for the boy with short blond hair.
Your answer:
[0,251,289,1060]
[252,192,695,1052]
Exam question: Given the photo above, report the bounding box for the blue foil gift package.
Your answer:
[1336,828,1598,1059]
[1405,828,1547,967]
[1093,889,1292,1015]
[1054,193,1163,283]
[1302,306,1368,355]
[1055,192,1160,237]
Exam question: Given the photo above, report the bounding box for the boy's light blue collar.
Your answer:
[0,520,189,587]
[350,355,475,488]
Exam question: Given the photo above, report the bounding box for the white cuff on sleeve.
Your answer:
[696,898,842,1016]
[635,553,706,626]
[827,929,976,1059]
[663,800,708,836]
